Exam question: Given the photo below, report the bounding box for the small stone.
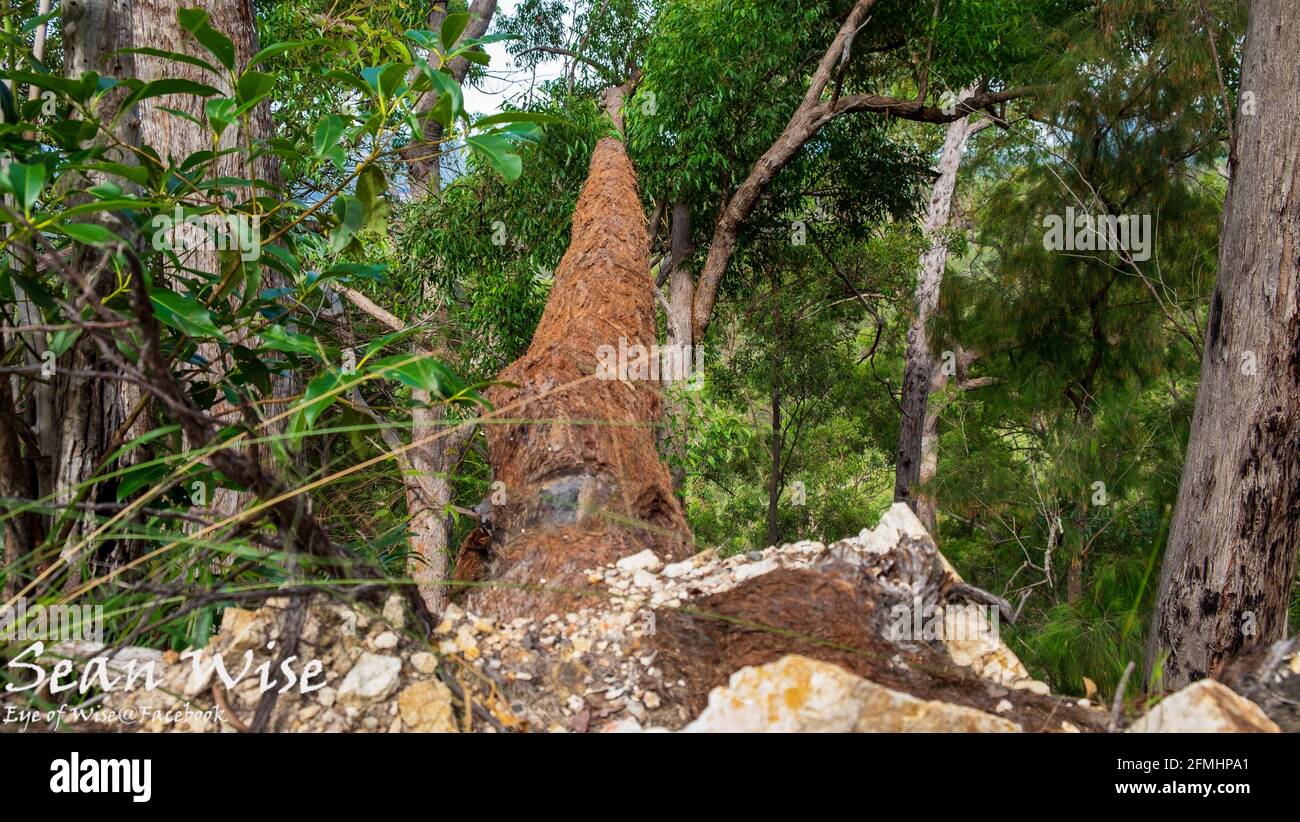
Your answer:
[318,686,337,708]
[616,549,662,574]
[398,680,456,732]
[382,595,406,630]
[371,631,399,650]
[995,699,1013,714]
[363,716,379,730]
[338,653,402,703]
[643,691,662,709]
[746,551,763,561]
[410,652,438,675]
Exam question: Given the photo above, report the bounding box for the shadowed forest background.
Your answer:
[1,0,1296,715]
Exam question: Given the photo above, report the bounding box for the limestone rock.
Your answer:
[682,654,1020,733]
[397,681,456,732]
[1127,680,1279,733]
[338,653,402,703]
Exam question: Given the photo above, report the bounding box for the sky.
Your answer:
[461,0,565,117]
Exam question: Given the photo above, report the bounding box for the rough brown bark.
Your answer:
[1146,1,1300,688]
[464,124,691,620]
[134,0,285,524]
[894,105,980,534]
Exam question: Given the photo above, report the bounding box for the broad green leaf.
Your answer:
[236,71,275,105]
[369,353,471,401]
[177,8,237,71]
[439,12,471,51]
[121,78,222,110]
[117,47,220,76]
[313,114,345,158]
[149,288,228,341]
[472,111,563,128]
[7,163,45,212]
[259,324,323,357]
[56,222,125,246]
[466,133,522,181]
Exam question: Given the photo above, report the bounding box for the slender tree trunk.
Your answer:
[1147,1,1300,688]
[49,0,139,577]
[894,103,980,534]
[402,0,498,198]
[663,200,693,490]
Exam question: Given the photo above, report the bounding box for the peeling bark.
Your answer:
[894,105,981,534]
[1147,1,1300,688]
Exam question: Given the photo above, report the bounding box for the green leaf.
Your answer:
[466,133,522,181]
[292,370,342,434]
[149,288,228,341]
[7,163,45,212]
[205,97,237,136]
[417,62,463,126]
[328,194,365,253]
[121,78,222,110]
[249,39,320,67]
[369,353,471,401]
[439,12,471,51]
[472,111,563,129]
[177,8,237,71]
[259,324,323,357]
[313,114,345,158]
[56,221,125,246]
[117,47,220,76]
[236,70,275,105]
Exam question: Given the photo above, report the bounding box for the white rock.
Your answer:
[370,631,399,650]
[616,549,663,574]
[338,653,402,703]
[410,652,438,675]
[683,654,1020,733]
[1127,680,1279,733]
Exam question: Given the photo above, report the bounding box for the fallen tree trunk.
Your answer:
[459,89,691,620]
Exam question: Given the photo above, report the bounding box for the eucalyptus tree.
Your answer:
[1148,0,1300,689]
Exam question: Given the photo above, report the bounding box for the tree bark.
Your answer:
[894,102,980,534]
[765,268,784,547]
[49,0,140,573]
[463,87,691,620]
[1146,1,1300,688]
[663,200,693,490]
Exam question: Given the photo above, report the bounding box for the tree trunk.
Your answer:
[766,270,783,547]
[402,0,498,198]
[894,104,980,534]
[462,86,691,620]
[48,0,140,576]
[663,200,693,490]
[134,0,283,527]
[1146,1,1300,689]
